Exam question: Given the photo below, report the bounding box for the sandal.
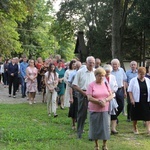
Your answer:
[102,145,108,150]
[72,126,76,130]
[94,146,99,150]
[133,129,139,135]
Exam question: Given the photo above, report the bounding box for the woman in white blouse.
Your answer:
[128,67,150,135]
[45,63,59,117]
[103,64,118,134]
[64,60,76,107]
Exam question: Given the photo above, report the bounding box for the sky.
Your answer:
[53,0,61,12]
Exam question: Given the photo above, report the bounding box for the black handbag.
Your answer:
[54,87,60,92]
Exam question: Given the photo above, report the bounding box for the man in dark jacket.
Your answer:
[8,58,18,98]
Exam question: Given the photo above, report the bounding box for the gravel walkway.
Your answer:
[0,84,43,104]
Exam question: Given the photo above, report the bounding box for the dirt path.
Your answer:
[0,84,43,104]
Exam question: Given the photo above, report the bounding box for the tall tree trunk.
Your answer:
[111,0,131,69]
[143,30,146,67]
[111,0,122,59]
[139,32,142,67]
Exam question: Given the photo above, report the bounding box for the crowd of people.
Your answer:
[0,55,150,150]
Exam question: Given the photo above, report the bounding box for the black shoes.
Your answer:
[60,106,64,110]
[22,95,26,98]
[111,130,118,135]
[127,119,131,122]
[54,114,58,118]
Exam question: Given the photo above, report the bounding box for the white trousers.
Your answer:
[46,90,57,115]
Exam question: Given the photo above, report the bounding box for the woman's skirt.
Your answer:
[89,111,110,140]
[68,96,78,119]
[131,102,150,121]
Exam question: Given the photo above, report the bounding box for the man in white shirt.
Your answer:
[73,56,96,138]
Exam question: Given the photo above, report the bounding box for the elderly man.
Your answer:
[95,58,101,68]
[111,59,127,132]
[126,61,138,122]
[73,56,96,138]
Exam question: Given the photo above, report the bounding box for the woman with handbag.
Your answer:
[103,64,119,134]
[45,63,59,117]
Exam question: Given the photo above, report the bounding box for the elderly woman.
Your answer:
[111,59,127,122]
[87,68,113,150]
[128,67,150,135]
[103,64,118,134]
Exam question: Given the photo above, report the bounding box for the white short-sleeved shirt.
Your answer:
[72,66,95,90]
[111,67,127,88]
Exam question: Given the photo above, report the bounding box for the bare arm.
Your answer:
[69,86,74,103]
[128,92,135,106]
[72,85,86,96]
[123,81,127,98]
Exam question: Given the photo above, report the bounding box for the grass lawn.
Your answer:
[0,103,150,150]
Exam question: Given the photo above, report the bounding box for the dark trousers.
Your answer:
[127,92,131,120]
[16,76,21,91]
[20,76,26,96]
[37,74,42,92]
[0,74,1,82]
[77,93,88,138]
[116,88,124,117]
[8,75,17,96]
[4,71,9,85]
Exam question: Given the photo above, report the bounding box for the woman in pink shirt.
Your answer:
[87,68,113,150]
[26,59,38,104]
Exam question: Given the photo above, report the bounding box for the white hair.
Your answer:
[111,58,120,65]
[130,61,137,65]
[86,56,95,63]
[103,64,113,72]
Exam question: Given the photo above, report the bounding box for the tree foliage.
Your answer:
[0,0,36,57]
[1,0,150,63]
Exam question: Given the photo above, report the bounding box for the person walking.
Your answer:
[87,67,113,150]
[64,60,76,107]
[8,58,18,98]
[20,56,28,98]
[45,63,58,117]
[126,61,138,122]
[111,59,127,126]
[68,61,82,130]
[3,59,9,88]
[128,67,150,135]
[73,56,96,139]
[26,59,38,104]
[103,64,118,134]
[55,59,66,109]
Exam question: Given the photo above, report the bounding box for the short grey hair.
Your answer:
[111,58,120,65]
[86,56,95,63]
[103,64,113,72]
[130,61,137,66]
